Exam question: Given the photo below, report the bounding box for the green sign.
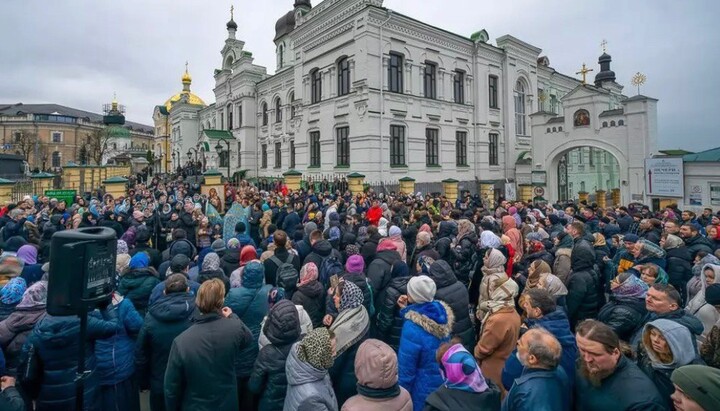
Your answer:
[45,189,76,204]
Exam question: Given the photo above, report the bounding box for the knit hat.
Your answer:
[304,222,318,237]
[3,236,27,252]
[623,234,639,244]
[389,226,401,237]
[0,277,27,305]
[407,275,436,304]
[202,252,221,271]
[345,255,365,273]
[128,252,150,270]
[117,240,129,255]
[170,254,191,273]
[329,227,341,242]
[211,239,226,253]
[345,244,360,257]
[227,238,240,250]
[706,283,720,306]
[671,365,720,411]
[548,214,560,225]
[298,328,335,370]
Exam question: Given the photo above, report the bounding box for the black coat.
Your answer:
[366,249,402,297]
[263,248,301,287]
[423,384,501,411]
[684,234,714,259]
[291,281,325,328]
[164,312,252,411]
[220,250,240,277]
[360,234,381,266]
[409,244,440,276]
[178,211,197,245]
[597,296,647,341]
[303,240,342,273]
[197,269,230,293]
[281,212,301,235]
[248,300,301,411]
[135,292,194,396]
[329,331,369,408]
[640,228,662,245]
[451,233,478,286]
[130,243,162,270]
[427,260,475,350]
[375,276,409,351]
[117,268,161,318]
[665,247,693,295]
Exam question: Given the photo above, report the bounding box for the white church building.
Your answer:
[153,0,658,204]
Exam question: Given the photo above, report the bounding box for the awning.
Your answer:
[202,129,233,140]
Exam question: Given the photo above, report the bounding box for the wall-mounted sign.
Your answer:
[645,158,684,198]
[531,171,547,185]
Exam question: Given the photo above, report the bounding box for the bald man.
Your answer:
[501,328,571,411]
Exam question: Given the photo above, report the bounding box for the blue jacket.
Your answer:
[224,262,271,377]
[148,276,200,305]
[281,212,301,235]
[95,298,144,385]
[22,311,121,411]
[20,263,44,286]
[502,367,571,411]
[235,233,257,249]
[502,309,577,390]
[398,300,453,411]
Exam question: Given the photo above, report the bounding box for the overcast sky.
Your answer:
[1,0,718,151]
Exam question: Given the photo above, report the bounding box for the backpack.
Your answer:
[271,254,298,291]
[319,256,343,288]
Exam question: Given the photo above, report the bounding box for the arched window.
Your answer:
[338,57,350,96]
[573,109,590,127]
[289,92,296,118]
[580,181,586,192]
[262,102,268,126]
[546,127,551,133]
[278,44,284,69]
[227,103,233,130]
[275,98,282,123]
[224,55,234,70]
[618,119,624,126]
[602,121,608,127]
[51,151,61,168]
[610,120,616,127]
[552,127,557,132]
[514,80,526,135]
[311,69,322,104]
[558,126,563,132]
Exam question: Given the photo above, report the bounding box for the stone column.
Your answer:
[283,169,302,191]
[518,184,533,202]
[596,190,607,209]
[611,188,621,206]
[442,178,459,203]
[31,172,55,195]
[347,172,365,195]
[578,191,589,204]
[0,178,14,206]
[103,176,128,199]
[399,176,416,195]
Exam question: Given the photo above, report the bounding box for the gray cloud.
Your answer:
[1,0,717,150]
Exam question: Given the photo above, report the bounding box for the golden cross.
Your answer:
[576,63,593,85]
[185,61,189,73]
[230,5,234,20]
[601,39,608,53]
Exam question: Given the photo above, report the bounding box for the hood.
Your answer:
[702,264,720,290]
[311,239,333,257]
[242,261,265,288]
[376,240,398,253]
[501,215,517,232]
[527,309,576,347]
[170,239,196,259]
[570,240,595,271]
[355,339,399,389]
[264,300,301,346]
[437,220,457,239]
[402,300,454,339]
[286,342,327,385]
[34,315,82,347]
[375,249,400,266]
[644,319,697,369]
[149,292,195,322]
[240,245,258,265]
[427,260,457,288]
[222,251,240,264]
[297,280,324,298]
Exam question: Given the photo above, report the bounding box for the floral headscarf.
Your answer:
[0,277,27,305]
[613,272,649,299]
[479,231,501,249]
[298,262,319,287]
[202,252,221,271]
[418,255,435,274]
[116,240,129,255]
[440,343,489,393]
[17,280,47,309]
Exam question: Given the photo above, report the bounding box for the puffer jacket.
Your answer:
[95,297,143,386]
[224,262,272,378]
[117,267,160,317]
[21,311,121,411]
[292,280,325,328]
[220,250,240,277]
[398,301,454,411]
[566,244,600,328]
[375,276,410,351]
[249,300,301,411]
[552,248,572,284]
[685,234,714,259]
[0,305,46,373]
[451,232,478,286]
[366,247,402,297]
[342,339,413,411]
[426,260,475,351]
[283,342,338,411]
[664,246,693,301]
[198,268,231,293]
[598,295,647,342]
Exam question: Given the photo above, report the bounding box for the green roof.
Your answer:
[399,176,416,182]
[203,168,223,176]
[31,172,55,179]
[347,172,365,178]
[683,147,720,162]
[283,169,302,176]
[0,178,15,185]
[103,176,128,184]
[203,129,233,140]
[442,178,459,183]
[658,149,693,156]
[107,125,131,138]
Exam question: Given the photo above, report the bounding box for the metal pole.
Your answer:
[75,305,88,411]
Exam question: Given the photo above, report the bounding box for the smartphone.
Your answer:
[329,275,340,290]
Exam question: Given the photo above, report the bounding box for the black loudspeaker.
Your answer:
[47,227,117,316]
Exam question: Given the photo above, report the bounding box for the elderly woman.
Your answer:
[523,260,568,307]
[0,280,47,374]
[597,272,649,342]
[475,249,508,321]
[198,252,231,292]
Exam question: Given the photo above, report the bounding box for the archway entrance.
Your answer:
[557,146,620,203]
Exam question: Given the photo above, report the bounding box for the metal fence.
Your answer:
[10,179,39,202]
[366,180,479,197]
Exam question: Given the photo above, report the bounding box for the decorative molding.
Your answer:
[295,0,381,46]
[303,22,355,52]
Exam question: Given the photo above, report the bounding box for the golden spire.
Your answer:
[181,61,192,84]
[576,63,594,85]
[111,92,118,110]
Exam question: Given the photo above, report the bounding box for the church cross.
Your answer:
[601,39,608,53]
[576,63,593,85]
[230,5,234,20]
[185,61,189,72]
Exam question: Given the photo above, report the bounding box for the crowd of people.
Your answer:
[0,172,719,411]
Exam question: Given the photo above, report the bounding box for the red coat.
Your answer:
[367,206,383,226]
[505,243,515,277]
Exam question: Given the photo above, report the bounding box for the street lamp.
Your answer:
[214,138,231,182]
[42,154,48,171]
[171,151,176,171]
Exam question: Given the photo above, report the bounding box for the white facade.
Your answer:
[159,0,658,203]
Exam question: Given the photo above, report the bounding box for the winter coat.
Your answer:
[224,263,272,377]
[292,281,325,328]
[135,292,194,396]
[501,309,577,391]
[220,250,240,277]
[571,237,596,273]
[409,244,440,276]
[342,339,413,411]
[0,305,46,373]
[553,248,572,284]
[423,383,501,411]
[502,367,571,411]
[264,248,301,287]
[281,211,301,235]
[474,307,521,390]
[130,244,162,270]
[367,249,402,297]
[664,246,693,299]
[118,267,160,317]
[304,239,342,272]
[700,321,720,368]
[451,232,478,285]
[95,298,144,385]
[283,342,338,411]
[640,228,662,245]
[329,330,369,407]
[375,276,411,351]
[21,311,121,411]
[566,244,600,328]
[685,234,714,259]
[326,271,372,319]
[360,234,381,266]
[597,296,648,341]
[197,268,231,293]
[427,260,475,350]
[398,301,454,411]
[575,356,668,411]
[164,312,252,411]
[249,300,301,411]
[685,264,720,344]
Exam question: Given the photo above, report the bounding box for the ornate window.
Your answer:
[423,62,437,99]
[338,58,350,96]
[488,133,499,166]
[278,44,284,69]
[262,102,268,126]
[309,131,321,167]
[573,109,590,127]
[275,142,282,168]
[388,53,403,93]
[552,127,557,132]
[514,80,526,135]
[610,120,616,127]
[311,69,322,104]
[289,92,296,118]
[602,121,608,128]
[558,126,563,132]
[453,70,464,104]
[275,98,282,123]
[426,128,439,166]
[455,131,467,166]
[390,125,405,166]
[618,119,624,126]
[489,75,499,109]
[261,144,268,168]
[336,126,350,167]
[52,151,61,168]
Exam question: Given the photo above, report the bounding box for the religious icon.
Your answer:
[574,109,590,127]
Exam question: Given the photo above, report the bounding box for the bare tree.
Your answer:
[85,128,112,165]
[12,130,39,162]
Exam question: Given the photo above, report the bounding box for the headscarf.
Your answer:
[357,226,369,243]
[454,219,475,245]
[267,287,286,309]
[16,280,47,309]
[479,277,519,325]
[663,234,684,250]
[345,244,360,257]
[128,252,150,270]
[240,245,257,266]
[637,239,666,260]
[613,272,649,299]
[592,233,606,247]
[419,224,433,236]
[0,277,27,305]
[116,254,131,274]
[418,255,435,274]
[479,231,502,249]
[202,252,221,271]
[378,218,389,237]
[526,260,551,289]
[297,328,335,370]
[16,245,38,265]
[484,248,507,270]
[340,280,364,311]
[116,240,129,255]
[227,238,241,250]
[440,343,489,393]
[298,262,319,287]
[121,227,137,248]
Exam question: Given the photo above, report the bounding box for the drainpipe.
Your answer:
[472,41,479,181]
[379,9,393,184]
[254,84,259,179]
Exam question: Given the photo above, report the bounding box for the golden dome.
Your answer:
[164,63,206,110]
[181,70,192,84]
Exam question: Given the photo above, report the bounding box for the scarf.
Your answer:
[16,280,47,309]
[613,273,649,299]
[526,260,551,289]
[453,219,475,246]
[16,245,37,265]
[117,240,129,255]
[638,239,666,260]
[331,282,369,356]
[0,277,27,305]
[483,248,507,270]
[298,328,335,370]
[441,343,489,393]
[539,274,568,297]
[298,262,319,287]
[479,230,502,249]
[663,234,684,250]
[479,277,518,325]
